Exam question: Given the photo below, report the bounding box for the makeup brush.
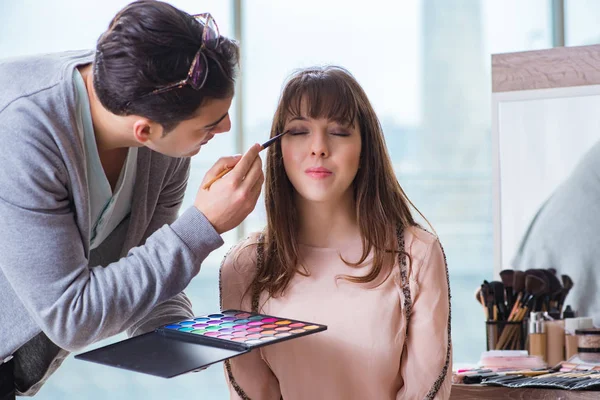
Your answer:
[490,281,507,321]
[524,269,550,312]
[202,130,289,190]
[522,274,548,317]
[558,274,574,313]
[482,281,495,321]
[540,269,563,314]
[500,269,515,312]
[508,271,526,320]
[475,287,488,320]
[513,270,526,296]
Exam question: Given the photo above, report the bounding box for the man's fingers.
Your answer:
[202,154,242,184]
[239,154,264,189]
[227,143,261,182]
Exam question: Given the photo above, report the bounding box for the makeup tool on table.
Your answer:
[202,130,289,190]
[482,368,600,391]
[75,309,326,378]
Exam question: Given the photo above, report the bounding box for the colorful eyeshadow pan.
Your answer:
[246,334,261,340]
[162,310,326,349]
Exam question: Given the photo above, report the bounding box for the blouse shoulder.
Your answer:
[219,231,264,310]
[403,225,445,283]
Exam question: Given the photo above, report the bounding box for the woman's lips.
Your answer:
[305,167,332,179]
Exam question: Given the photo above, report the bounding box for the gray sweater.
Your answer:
[0,51,224,394]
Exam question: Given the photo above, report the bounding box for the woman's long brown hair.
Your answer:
[249,66,428,300]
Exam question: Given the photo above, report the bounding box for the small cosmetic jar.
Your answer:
[576,328,600,362]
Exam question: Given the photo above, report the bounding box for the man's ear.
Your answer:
[132,118,162,144]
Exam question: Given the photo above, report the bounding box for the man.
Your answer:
[0,1,263,397]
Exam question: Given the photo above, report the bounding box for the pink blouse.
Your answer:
[219,226,452,399]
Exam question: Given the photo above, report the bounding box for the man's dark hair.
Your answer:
[93,0,239,132]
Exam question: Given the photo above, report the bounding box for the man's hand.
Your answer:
[194,143,264,234]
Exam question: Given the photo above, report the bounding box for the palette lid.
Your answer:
[75,332,247,378]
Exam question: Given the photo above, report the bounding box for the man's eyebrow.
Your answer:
[204,112,228,128]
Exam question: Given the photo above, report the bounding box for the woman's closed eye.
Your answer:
[288,129,309,136]
[287,129,351,137]
[330,131,351,137]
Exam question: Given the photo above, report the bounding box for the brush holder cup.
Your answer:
[486,320,527,351]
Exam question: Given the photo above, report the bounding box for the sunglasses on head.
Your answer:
[124,13,222,109]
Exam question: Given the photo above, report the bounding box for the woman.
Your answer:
[220,66,452,399]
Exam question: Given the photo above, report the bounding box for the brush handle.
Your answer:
[260,130,287,149]
[506,290,514,314]
[202,166,233,190]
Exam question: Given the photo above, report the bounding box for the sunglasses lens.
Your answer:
[189,52,208,90]
[202,16,219,50]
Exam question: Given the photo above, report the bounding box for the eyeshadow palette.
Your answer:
[75,310,326,378]
[159,310,325,351]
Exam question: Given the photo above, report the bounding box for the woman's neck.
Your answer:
[295,192,361,249]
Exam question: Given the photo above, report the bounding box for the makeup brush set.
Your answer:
[475,268,574,351]
[481,368,600,390]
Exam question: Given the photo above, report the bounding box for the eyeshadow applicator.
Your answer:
[202,130,289,190]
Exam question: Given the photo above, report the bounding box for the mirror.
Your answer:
[492,45,600,318]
